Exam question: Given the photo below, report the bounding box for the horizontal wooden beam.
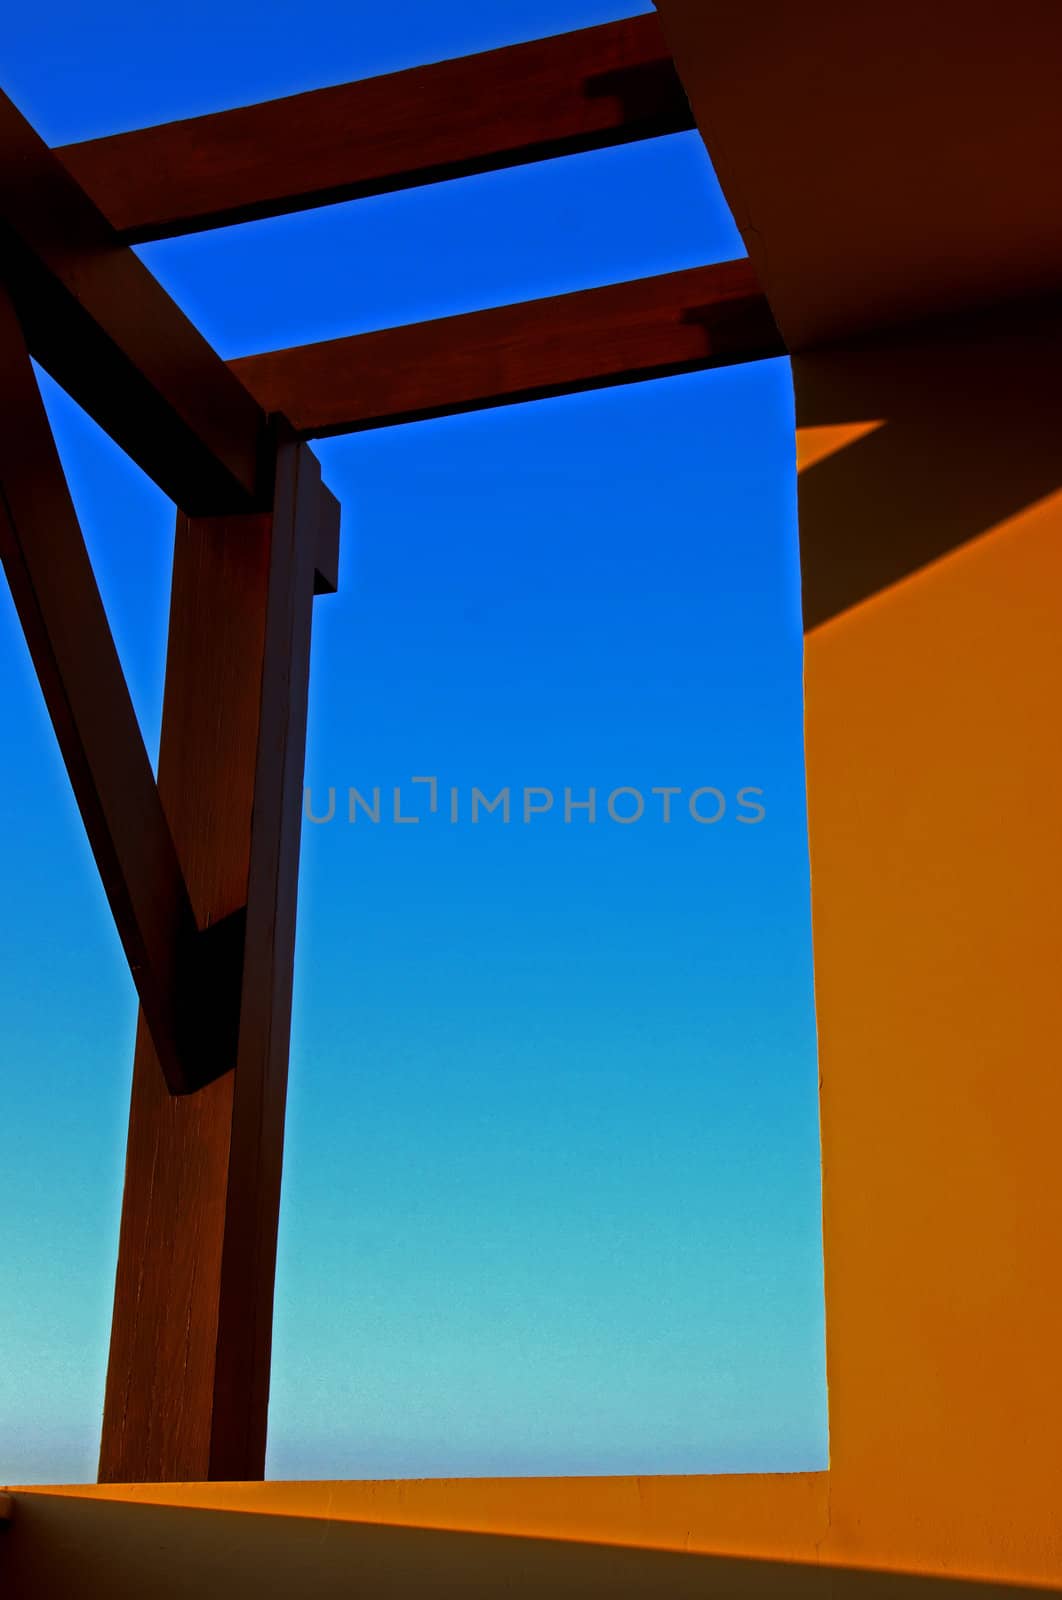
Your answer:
[56,16,694,242]
[228,260,784,437]
[0,286,240,1095]
[0,88,270,515]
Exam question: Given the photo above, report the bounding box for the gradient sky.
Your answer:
[0,1,826,1485]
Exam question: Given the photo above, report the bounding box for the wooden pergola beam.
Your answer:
[56,16,693,243]
[229,259,783,438]
[0,88,269,515]
[0,18,775,1486]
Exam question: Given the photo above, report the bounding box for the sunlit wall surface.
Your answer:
[0,0,825,1482]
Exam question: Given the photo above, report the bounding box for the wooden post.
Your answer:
[98,434,334,1482]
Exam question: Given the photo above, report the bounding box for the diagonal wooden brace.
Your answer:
[0,283,247,1095]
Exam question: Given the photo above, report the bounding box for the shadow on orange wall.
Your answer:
[796,299,1062,628]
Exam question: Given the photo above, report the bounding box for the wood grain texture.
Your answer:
[56,16,693,242]
[230,260,783,437]
[0,88,268,514]
[208,438,323,1479]
[0,285,233,1096]
[98,435,328,1481]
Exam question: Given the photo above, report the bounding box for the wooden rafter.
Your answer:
[0,87,270,514]
[229,260,783,438]
[56,15,693,243]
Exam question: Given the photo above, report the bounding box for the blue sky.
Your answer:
[0,2,826,1483]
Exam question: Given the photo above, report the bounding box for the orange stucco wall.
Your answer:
[797,313,1062,1586]
[0,1475,833,1598]
[0,1471,828,1560]
[652,0,1062,1574]
[7,1479,1035,1600]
